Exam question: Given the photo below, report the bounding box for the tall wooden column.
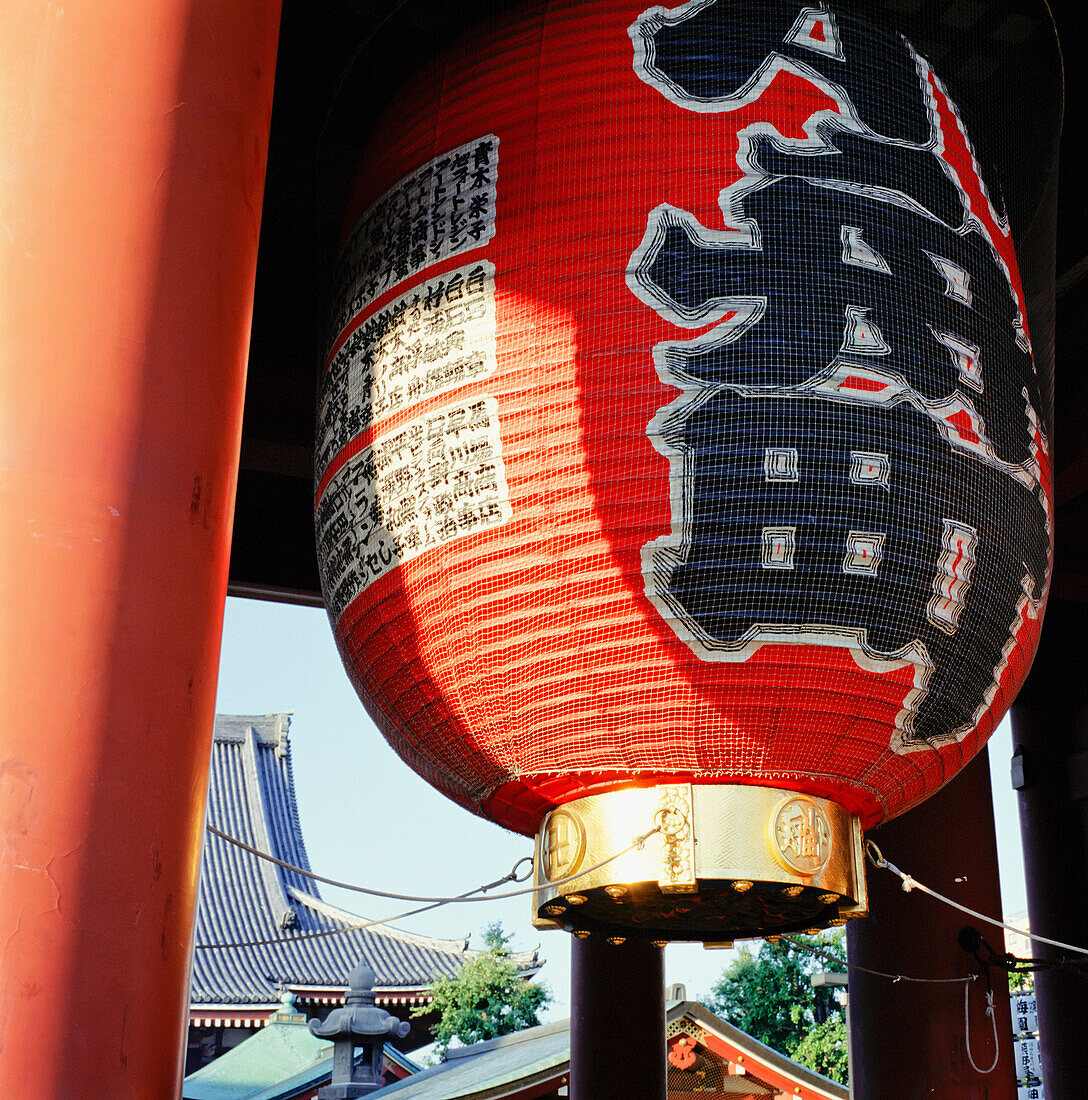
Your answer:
[571,937,666,1100]
[847,751,1017,1099]
[1010,595,1088,1096]
[0,3,281,1095]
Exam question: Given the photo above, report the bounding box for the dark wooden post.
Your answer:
[847,751,1017,1099]
[1010,595,1088,1097]
[570,937,665,1100]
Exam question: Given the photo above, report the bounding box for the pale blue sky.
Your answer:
[213,595,1028,1016]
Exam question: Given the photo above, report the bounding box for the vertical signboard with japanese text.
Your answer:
[1012,991,1044,1097]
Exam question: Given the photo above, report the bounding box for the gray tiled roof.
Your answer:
[365,1002,848,1100]
[191,714,489,1008]
[364,1020,572,1100]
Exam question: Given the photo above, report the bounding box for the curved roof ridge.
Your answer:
[287,886,470,953]
[192,714,487,1007]
[242,726,297,930]
[676,1001,848,1097]
[213,712,293,746]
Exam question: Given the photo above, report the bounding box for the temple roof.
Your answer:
[364,1002,848,1100]
[192,714,535,1009]
[366,1020,571,1100]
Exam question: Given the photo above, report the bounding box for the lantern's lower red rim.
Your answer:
[485,770,885,838]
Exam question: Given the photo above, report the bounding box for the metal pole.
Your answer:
[570,936,666,1100]
[812,973,851,1099]
[847,751,1017,1099]
[1010,595,1088,1097]
[0,2,281,1094]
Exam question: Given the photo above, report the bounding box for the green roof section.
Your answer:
[362,1001,847,1100]
[183,1006,422,1100]
[182,996,846,1100]
[183,1016,331,1100]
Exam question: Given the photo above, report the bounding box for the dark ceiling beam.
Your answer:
[1055,458,1088,508]
[1057,254,1088,300]
[225,579,325,607]
[239,438,313,480]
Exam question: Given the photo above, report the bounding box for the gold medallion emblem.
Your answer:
[541,808,586,882]
[770,797,832,875]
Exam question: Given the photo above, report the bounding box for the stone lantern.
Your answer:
[310,959,412,1097]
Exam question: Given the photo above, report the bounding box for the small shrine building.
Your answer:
[185,996,848,1100]
[183,991,422,1099]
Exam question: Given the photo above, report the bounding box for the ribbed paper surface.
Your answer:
[315,1,1052,836]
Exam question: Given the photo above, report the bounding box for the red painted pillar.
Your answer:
[847,751,1017,1099]
[1010,596,1088,1097]
[0,2,281,1096]
[571,937,666,1100]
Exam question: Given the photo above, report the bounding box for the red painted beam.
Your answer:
[0,2,280,1094]
[1010,596,1088,1096]
[847,751,1016,1099]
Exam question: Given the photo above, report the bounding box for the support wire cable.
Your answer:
[197,896,486,951]
[205,822,658,905]
[784,927,992,1073]
[206,822,536,902]
[194,825,660,950]
[780,934,978,986]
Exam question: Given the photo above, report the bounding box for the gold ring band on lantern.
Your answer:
[531,784,867,943]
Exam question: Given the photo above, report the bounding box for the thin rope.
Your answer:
[866,840,1088,960]
[964,982,999,1075]
[195,897,471,951]
[194,826,660,950]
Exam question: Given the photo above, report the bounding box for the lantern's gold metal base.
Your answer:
[531,784,867,943]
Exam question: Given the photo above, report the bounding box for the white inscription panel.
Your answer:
[318,261,497,474]
[331,135,498,336]
[316,397,511,619]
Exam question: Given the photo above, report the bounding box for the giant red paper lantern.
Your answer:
[316,0,1053,940]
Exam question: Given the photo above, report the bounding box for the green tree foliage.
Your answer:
[703,932,848,1084]
[792,1016,849,1083]
[411,922,551,1056]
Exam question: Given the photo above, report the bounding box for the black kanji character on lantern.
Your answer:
[631,0,931,143]
[631,171,1038,465]
[629,0,1051,746]
[750,123,968,229]
[646,389,1048,743]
